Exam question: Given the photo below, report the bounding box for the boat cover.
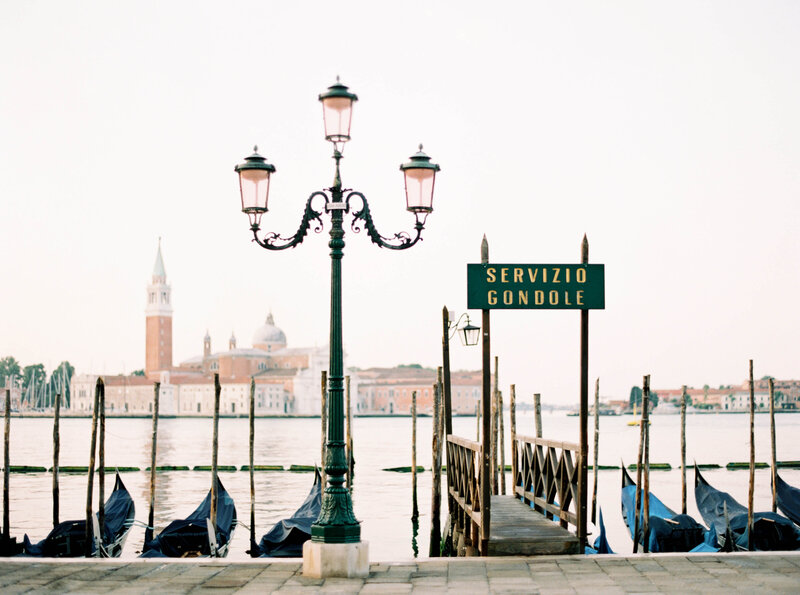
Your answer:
[23,473,135,557]
[251,468,322,557]
[775,473,800,527]
[141,477,236,558]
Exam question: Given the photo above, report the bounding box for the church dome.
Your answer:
[252,313,287,350]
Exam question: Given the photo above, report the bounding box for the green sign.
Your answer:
[467,264,605,310]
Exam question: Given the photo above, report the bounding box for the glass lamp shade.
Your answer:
[234,147,275,228]
[319,79,358,143]
[400,145,440,213]
[459,321,480,347]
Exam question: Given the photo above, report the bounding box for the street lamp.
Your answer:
[450,312,480,347]
[235,79,440,550]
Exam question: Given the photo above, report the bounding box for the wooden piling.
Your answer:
[346,375,353,492]
[642,375,651,553]
[747,360,755,551]
[145,382,160,545]
[578,234,590,553]
[249,377,256,552]
[441,306,454,437]
[429,381,442,556]
[52,391,61,527]
[681,385,687,515]
[770,378,777,513]
[633,376,647,554]
[320,370,327,486]
[534,393,542,438]
[510,385,517,494]
[85,378,101,555]
[498,390,506,495]
[491,357,499,495]
[3,387,9,541]
[98,381,105,542]
[476,401,481,441]
[479,235,492,554]
[211,373,220,534]
[412,390,418,520]
[591,378,600,525]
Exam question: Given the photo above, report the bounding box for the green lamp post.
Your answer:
[235,79,440,545]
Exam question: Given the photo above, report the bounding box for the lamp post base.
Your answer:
[302,540,369,578]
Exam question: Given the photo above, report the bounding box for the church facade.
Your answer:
[70,244,354,416]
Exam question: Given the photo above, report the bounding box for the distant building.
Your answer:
[71,243,357,416]
[356,367,481,415]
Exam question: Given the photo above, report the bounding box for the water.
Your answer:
[3,412,800,559]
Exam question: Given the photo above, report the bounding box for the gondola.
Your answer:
[585,507,614,554]
[248,468,322,557]
[775,472,800,527]
[140,476,237,558]
[694,465,800,551]
[23,473,135,557]
[621,465,705,552]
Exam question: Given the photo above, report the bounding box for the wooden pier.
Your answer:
[447,433,583,556]
[487,495,579,555]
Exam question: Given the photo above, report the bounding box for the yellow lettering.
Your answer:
[501,268,509,283]
[577,268,586,283]
[577,290,584,306]
[518,290,528,305]
[503,290,513,305]
[565,268,571,283]
[564,291,572,306]
[543,268,547,283]
[527,268,538,282]
[549,290,558,305]
[552,268,561,283]
[488,290,497,305]
[513,268,523,283]
[535,291,544,305]
[487,268,496,283]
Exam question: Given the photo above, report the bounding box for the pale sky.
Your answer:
[2,1,799,404]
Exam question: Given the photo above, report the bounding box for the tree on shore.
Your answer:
[0,356,21,387]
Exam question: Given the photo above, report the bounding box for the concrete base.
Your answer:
[302,540,369,579]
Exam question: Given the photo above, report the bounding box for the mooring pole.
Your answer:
[492,356,499,496]
[510,385,517,494]
[3,387,10,541]
[98,383,106,542]
[211,373,220,534]
[145,382,160,545]
[748,360,755,551]
[681,385,687,515]
[85,378,101,556]
[411,390,418,521]
[578,234,589,552]
[249,377,256,553]
[346,375,353,493]
[429,381,442,556]
[642,375,651,553]
[770,378,777,513]
[480,235,492,555]
[320,370,327,487]
[498,390,506,495]
[633,377,646,554]
[591,377,600,525]
[53,391,61,528]
[534,393,542,438]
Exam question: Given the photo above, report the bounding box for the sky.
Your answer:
[1,1,799,405]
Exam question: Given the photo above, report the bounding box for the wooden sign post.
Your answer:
[467,235,604,551]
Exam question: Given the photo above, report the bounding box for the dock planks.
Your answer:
[487,495,580,556]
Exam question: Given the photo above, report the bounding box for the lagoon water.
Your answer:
[3,412,800,559]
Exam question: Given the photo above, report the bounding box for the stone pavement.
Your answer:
[0,552,799,594]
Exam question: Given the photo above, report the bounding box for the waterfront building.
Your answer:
[71,243,357,416]
[356,366,481,415]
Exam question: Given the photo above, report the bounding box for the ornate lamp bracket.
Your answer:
[251,191,329,250]
[346,191,425,250]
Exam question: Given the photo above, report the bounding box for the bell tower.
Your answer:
[145,240,173,378]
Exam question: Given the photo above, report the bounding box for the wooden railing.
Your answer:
[446,435,488,554]
[513,435,580,532]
